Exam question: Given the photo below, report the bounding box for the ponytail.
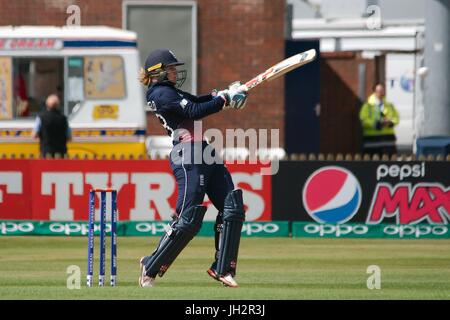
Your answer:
[139,67,151,86]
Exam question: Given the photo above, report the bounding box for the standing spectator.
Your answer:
[32,94,71,158]
[359,83,399,156]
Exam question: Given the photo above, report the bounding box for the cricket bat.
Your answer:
[239,49,317,92]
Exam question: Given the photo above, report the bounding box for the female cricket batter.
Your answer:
[138,49,248,288]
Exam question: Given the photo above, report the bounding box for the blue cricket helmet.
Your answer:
[144,49,185,75]
[144,49,186,88]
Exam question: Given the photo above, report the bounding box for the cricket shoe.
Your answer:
[206,268,220,282]
[218,273,239,288]
[139,257,155,288]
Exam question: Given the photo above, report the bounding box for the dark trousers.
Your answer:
[40,150,67,159]
[362,134,397,156]
[170,141,235,215]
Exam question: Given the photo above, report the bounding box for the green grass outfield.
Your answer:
[0,237,449,300]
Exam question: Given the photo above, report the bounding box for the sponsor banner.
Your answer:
[292,222,450,239]
[0,160,271,221]
[241,221,289,237]
[0,221,289,237]
[272,161,449,224]
[0,160,31,219]
[0,220,128,236]
[126,221,289,237]
[0,38,63,50]
[125,221,170,237]
[0,221,36,236]
[126,222,217,237]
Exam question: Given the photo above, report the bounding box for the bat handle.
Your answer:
[238,84,249,93]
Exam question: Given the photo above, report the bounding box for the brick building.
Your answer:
[0,0,286,145]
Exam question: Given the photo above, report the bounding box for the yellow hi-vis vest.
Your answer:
[359,94,399,137]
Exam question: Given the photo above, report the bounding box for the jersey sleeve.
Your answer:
[180,90,213,103]
[32,116,41,134]
[163,89,224,120]
[359,102,376,129]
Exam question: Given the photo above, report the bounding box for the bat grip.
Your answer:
[238,84,249,93]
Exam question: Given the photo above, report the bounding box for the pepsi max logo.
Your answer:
[302,166,362,224]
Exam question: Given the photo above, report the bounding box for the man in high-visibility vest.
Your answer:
[359,83,399,156]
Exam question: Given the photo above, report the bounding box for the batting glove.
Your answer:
[228,82,248,110]
[216,89,231,109]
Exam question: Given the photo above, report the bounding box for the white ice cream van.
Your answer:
[0,26,146,158]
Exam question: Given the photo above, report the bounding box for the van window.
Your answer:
[2,55,126,118]
[84,56,126,99]
[67,56,126,115]
[10,57,64,119]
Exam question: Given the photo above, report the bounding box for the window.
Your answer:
[0,55,126,119]
[9,57,64,119]
[67,56,126,114]
[84,56,126,99]
[124,1,197,94]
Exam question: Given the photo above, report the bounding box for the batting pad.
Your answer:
[216,189,245,276]
[144,205,206,277]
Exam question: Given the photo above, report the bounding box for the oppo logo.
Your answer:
[241,223,280,235]
[304,224,368,237]
[383,225,447,238]
[49,223,111,235]
[135,222,167,235]
[0,222,34,234]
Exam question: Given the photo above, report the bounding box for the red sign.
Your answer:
[0,39,62,50]
[0,160,271,221]
[0,160,31,219]
[367,183,450,224]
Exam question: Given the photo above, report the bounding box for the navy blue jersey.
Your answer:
[141,82,239,281]
[146,82,224,141]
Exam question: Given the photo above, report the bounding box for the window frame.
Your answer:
[122,0,198,94]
